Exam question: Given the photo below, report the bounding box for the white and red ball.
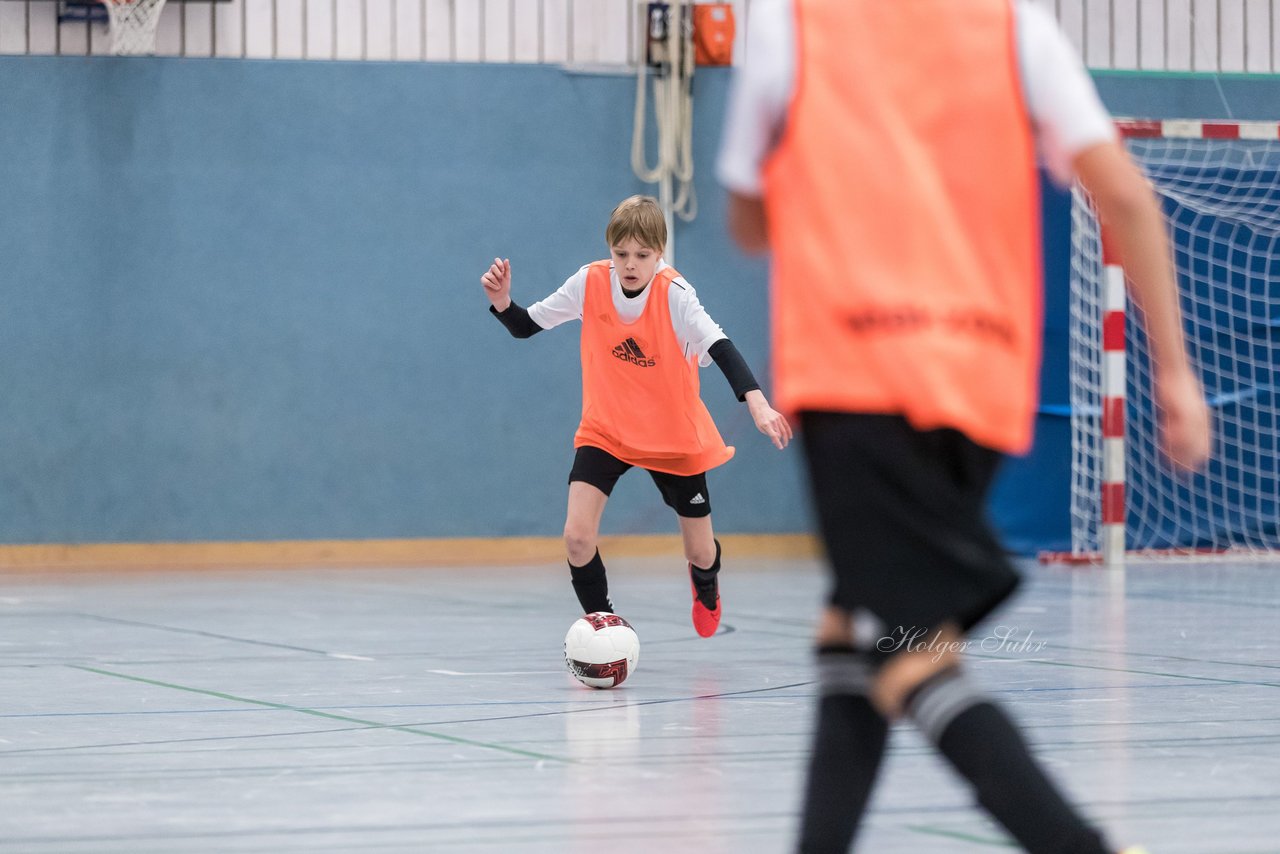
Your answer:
[564,612,640,688]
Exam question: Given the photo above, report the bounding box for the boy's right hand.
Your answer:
[481,257,512,312]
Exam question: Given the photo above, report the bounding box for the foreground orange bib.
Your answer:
[764,0,1042,454]
[575,261,734,475]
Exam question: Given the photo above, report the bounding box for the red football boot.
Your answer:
[689,563,721,637]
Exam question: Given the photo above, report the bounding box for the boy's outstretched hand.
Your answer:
[745,390,792,450]
[481,257,512,311]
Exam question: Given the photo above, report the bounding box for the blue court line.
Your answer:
[889,791,1280,815]
[1028,579,1280,612]
[4,667,1252,722]
[1,693,821,719]
[1,810,797,848]
[329,679,816,730]
[1082,588,1279,611]
[888,731,1280,760]
[1031,639,1280,673]
[1026,656,1280,690]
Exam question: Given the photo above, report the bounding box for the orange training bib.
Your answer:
[574,261,735,475]
[763,0,1042,454]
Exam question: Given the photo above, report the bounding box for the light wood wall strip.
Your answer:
[0,534,821,572]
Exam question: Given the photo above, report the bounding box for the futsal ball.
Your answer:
[564,612,640,689]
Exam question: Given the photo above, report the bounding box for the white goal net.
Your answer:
[1070,121,1280,560]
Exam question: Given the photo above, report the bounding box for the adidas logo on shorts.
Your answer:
[689,493,706,505]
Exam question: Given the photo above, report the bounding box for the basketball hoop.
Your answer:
[100,0,168,55]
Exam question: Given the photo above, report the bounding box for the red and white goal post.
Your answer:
[1044,118,1280,567]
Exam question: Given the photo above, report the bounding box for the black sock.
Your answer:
[908,668,1110,854]
[797,647,888,854]
[569,550,612,614]
[690,538,721,609]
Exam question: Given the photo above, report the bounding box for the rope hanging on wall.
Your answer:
[631,0,697,265]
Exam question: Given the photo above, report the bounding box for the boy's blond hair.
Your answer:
[606,195,667,252]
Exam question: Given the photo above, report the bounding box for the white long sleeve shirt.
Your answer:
[527,260,728,367]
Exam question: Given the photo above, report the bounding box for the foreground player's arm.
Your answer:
[717,0,790,254]
[1015,2,1209,471]
[1073,142,1211,471]
[727,193,770,254]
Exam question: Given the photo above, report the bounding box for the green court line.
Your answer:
[69,665,576,764]
[905,824,1016,848]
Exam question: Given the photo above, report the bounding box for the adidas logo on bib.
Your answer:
[612,337,656,368]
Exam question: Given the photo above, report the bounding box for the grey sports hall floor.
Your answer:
[3,555,1279,853]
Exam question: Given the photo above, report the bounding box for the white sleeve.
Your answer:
[715,0,794,197]
[668,279,727,367]
[526,266,588,330]
[1016,1,1116,186]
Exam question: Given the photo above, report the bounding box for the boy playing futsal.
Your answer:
[719,0,1210,852]
[481,195,791,636]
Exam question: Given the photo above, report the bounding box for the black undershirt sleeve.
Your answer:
[489,301,544,339]
[709,338,761,402]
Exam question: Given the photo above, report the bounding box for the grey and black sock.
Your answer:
[797,646,889,854]
[907,667,1110,854]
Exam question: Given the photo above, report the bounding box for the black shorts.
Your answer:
[799,411,1020,642]
[569,445,712,518]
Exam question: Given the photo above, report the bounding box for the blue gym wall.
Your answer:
[2,59,1278,549]
[0,58,803,543]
